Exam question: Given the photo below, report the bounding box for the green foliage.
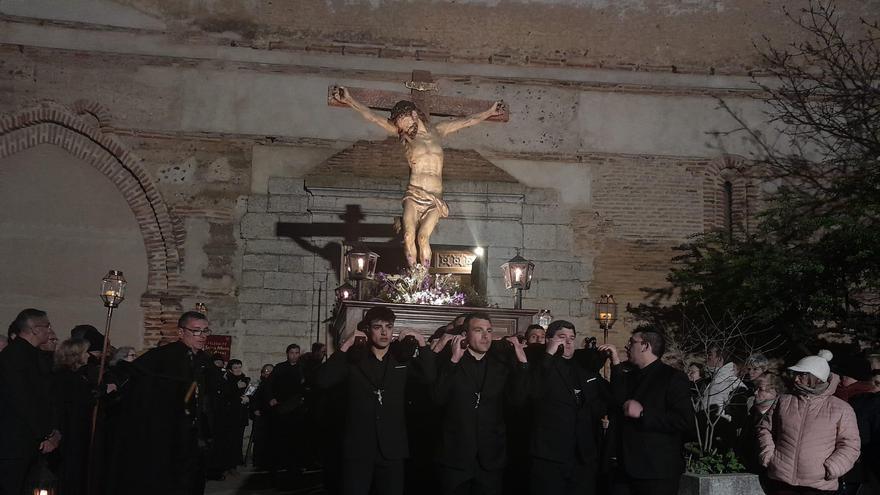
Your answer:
[685,444,746,475]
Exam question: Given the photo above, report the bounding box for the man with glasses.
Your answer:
[598,328,693,495]
[114,311,220,495]
[0,308,61,495]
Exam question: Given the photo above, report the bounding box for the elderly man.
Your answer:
[599,328,694,495]
[0,308,61,495]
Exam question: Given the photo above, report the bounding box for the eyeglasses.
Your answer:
[181,326,212,336]
[625,338,646,350]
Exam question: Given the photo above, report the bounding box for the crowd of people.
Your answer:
[1,306,878,495]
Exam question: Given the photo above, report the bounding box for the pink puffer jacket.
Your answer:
[756,376,860,491]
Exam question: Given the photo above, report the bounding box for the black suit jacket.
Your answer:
[433,351,530,471]
[530,354,607,465]
[314,343,436,461]
[610,360,694,479]
[0,337,55,459]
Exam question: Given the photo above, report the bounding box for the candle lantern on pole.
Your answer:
[344,246,379,299]
[501,254,535,310]
[89,270,127,492]
[594,294,618,344]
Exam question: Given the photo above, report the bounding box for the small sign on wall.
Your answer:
[205,335,232,361]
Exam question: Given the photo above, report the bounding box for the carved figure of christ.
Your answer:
[331,85,506,268]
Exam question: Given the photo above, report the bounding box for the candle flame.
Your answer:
[357,258,364,270]
[514,268,522,282]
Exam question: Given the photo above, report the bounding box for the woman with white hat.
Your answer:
[756,351,861,494]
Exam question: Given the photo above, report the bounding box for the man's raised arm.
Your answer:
[331,86,397,135]
[435,101,506,137]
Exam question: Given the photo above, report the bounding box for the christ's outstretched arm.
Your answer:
[331,86,397,136]
[435,101,506,137]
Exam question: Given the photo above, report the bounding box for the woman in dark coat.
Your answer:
[50,338,94,495]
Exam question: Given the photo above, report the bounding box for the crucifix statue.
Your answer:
[329,71,508,268]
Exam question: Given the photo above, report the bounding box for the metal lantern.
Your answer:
[536,309,553,329]
[345,247,380,281]
[195,302,207,315]
[335,282,356,302]
[594,294,618,342]
[501,254,535,309]
[100,270,127,308]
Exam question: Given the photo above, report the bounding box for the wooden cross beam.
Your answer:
[327,70,509,122]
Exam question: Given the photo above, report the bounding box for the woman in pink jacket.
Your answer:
[757,352,860,495]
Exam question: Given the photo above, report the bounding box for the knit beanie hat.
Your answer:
[788,349,833,382]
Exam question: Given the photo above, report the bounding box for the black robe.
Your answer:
[110,342,220,495]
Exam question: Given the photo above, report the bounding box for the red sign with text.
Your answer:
[205,335,232,361]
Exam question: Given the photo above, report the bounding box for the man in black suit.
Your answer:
[599,328,694,495]
[433,312,530,495]
[267,343,307,480]
[0,308,61,495]
[113,311,221,495]
[314,306,435,495]
[530,320,607,495]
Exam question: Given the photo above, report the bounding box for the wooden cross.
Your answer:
[327,70,509,122]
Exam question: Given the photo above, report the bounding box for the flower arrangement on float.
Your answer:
[375,264,485,306]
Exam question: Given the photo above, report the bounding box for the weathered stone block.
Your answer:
[524,224,557,248]
[240,212,279,239]
[268,195,308,213]
[267,177,306,195]
[678,473,765,495]
[279,256,306,273]
[238,303,262,319]
[242,254,278,271]
[238,287,292,304]
[246,239,304,255]
[263,271,298,289]
[522,204,571,225]
[241,271,264,287]
[247,195,268,213]
[259,305,312,322]
[487,202,523,219]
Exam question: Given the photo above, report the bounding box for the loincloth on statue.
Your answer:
[402,185,449,220]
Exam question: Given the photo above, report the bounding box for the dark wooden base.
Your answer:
[330,300,536,349]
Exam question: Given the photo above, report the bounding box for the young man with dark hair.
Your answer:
[433,312,530,495]
[113,310,221,495]
[524,324,546,345]
[599,328,694,495]
[314,305,435,495]
[530,320,607,495]
[0,308,60,495]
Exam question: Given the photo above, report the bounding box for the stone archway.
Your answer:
[0,101,185,346]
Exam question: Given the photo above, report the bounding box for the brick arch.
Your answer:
[702,154,760,236]
[0,101,184,345]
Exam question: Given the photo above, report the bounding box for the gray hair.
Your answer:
[110,346,135,366]
[747,353,770,369]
